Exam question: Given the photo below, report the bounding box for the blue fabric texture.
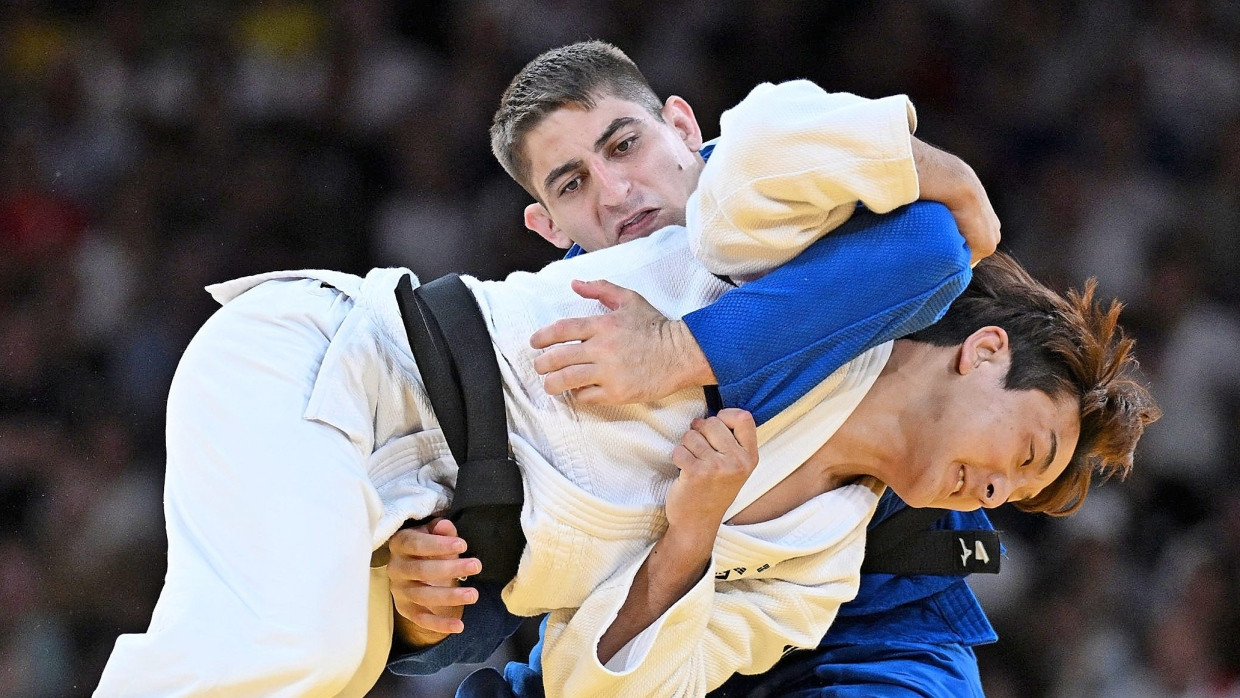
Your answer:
[684,201,972,426]
[832,491,998,646]
[497,616,549,697]
[702,494,996,697]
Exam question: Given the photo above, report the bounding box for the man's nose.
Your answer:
[593,162,631,207]
[979,474,1012,509]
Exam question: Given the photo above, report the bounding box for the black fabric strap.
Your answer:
[395,274,525,586]
[864,507,951,559]
[412,275,512,470]
[862,506,1001,576]
[703,385,724,415]
[445,458,525,512]
[395,276,467,462]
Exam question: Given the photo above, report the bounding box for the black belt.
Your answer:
[394,274,525,587]
[862,506,1001,575]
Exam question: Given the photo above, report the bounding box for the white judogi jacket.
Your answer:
[207,81,920,697]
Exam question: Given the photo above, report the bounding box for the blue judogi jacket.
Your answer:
[390,146,997,696]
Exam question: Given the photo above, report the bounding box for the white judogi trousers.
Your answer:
[95,279,397,697]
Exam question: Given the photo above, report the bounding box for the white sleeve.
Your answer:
[688,80,920,278]
[538,529,867,697]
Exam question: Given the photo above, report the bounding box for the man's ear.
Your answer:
[524,203,573,249]
[662,95,703,153]
[957,326,1010,375]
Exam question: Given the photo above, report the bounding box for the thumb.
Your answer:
[429,517,459,537]
[570,279,630,311]
[717,408,758,455]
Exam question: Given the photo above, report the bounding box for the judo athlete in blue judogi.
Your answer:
[381,40,1155,694]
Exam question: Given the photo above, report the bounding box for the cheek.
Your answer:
[652,150,693,192]
[895,447,945,508]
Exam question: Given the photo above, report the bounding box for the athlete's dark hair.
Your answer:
[906,252,1161,515]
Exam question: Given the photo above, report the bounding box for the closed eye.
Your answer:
[1021,441,1034,468]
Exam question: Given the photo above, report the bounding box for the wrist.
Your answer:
[911,137,971,206]
[668,320,717,389]
[661,518,718,560]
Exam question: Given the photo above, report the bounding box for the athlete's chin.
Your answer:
[889,484,935,510]
[903,493,978,513]
[893,480,974,512]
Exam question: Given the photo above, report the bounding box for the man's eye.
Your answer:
[615,135,637,153]
[560,177,581,195]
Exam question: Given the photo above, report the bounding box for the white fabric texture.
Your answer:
[96,276,411,697]
[94,81,919,697]
[688,80,918,279]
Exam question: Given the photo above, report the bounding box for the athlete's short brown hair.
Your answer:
[907,252,1161,516]
[491,41,663,196]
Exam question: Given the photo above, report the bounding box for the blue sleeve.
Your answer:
[386,581,524,676]
[683,201,972,425]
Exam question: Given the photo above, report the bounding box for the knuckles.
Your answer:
[388,528,421,550]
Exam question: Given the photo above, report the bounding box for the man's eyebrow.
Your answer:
[543,158,583,194]
[593,116,639,151]
[1039,431,1059,474]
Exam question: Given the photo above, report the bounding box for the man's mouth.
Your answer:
[617,208,659,240]
[950,465,966,495]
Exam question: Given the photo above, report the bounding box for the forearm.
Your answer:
[685,203,971,424]
[660,319,717,393]
[597,524,714,664]
[691,81,918,278]
[911,136,980,215]
[541,545,865,696]
[910,136,1000,263]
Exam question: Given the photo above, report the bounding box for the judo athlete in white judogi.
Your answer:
[93,81,942,698]
[94,78,1134,697]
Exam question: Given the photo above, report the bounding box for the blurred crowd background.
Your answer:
[1,1,1237,696]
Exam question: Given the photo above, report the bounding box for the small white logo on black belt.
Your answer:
[959,537,990,567]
